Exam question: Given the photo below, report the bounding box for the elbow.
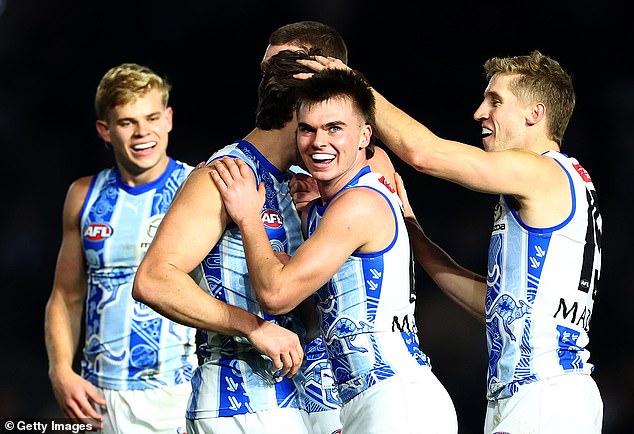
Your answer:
[258,292,294,316]
[131,266,153,305]
[405,149,436,174]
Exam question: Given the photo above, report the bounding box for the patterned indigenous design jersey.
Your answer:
[485,151,602,400]
[80,158,197,390]
[187,140,305,419]
[296,335,342,414]
[306,166,429,404]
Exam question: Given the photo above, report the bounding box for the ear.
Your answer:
[358,124,373,150]
[526,102,546,126]
[165,106,174,133]
[95,119,111,143]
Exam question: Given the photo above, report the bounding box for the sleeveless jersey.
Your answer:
[80,158,197,390]
[187,140,305,419]
[485,150,602,399]
[306,166,429,404]
[297,335,341,413]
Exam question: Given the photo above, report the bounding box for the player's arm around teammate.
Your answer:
[132,165,304,377]
[209,155,394,316]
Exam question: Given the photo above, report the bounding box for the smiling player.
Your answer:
[45,63,197,434]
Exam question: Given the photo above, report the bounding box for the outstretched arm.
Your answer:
[297,56,569,209]
[394,173,487,321]
[45,177,106,427]
[132,166,303,377]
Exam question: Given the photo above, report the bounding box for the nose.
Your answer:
[313,129,328,148]
[134,120,151,136]
[473,101,487,122]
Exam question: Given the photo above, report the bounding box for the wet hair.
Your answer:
[94,63,170,121]
[484,50,575,146]
[268,21,348,64]
[295,68,376,159]
[255,49,320,130]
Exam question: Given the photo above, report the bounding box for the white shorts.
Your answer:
[96,382,190,434]
[187,408,309,434]
[340,367,457,434]
[485,374,603,434]
[301,409,342,434]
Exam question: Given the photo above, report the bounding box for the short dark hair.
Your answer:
[268,21,348,64]
[255,49,319,130]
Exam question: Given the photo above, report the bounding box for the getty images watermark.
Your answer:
[2,419,95,433]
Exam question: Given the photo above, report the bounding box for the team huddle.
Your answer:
[44,21,603,434]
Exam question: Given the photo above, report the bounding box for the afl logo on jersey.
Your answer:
[261,209,284,228]
[84,223,114,241]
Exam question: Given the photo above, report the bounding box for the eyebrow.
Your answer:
[297,122,315,131]
[117,111,162,122]
[484,90,503,100]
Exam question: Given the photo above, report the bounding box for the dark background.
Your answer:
[0,1,631,432]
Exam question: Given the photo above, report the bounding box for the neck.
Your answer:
[318,159,368,203]
[117,155,169,187]
[243,124,298,172]
[529,138,560,156]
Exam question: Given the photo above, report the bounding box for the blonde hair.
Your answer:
[94,63,170,121]
[484,50,575,145]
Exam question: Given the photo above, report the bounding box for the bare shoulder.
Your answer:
[510,150,572,226]
[329,186,392,221]
[175,165,221,199]
[64,176,92,213]
[159,164,228,232]
[326,186,395,252]
[56,176,93,231]
[369,146,396,188]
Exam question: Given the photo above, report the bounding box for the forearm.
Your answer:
[45,291,84,376]
[133,262,267,337]
[405,217,486,321]
[373,90,441,171]
[238,217,297,314]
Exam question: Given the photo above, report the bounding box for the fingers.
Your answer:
[297,56,350,71]
[65,394,104,429]
[213,157,255,185]
[293,72,315,80]
[287,345,304,378]
[209,157,245,191]
[294,56,351,79]
[273,346,304,379]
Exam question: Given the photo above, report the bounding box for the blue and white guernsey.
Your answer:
[80,158,197,390]
[297,336,341,413]
[485,151,602,399]
[187,140,305,419]
[306,166,429,404]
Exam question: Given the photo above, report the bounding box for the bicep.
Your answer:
[51,178,90,302]
[285,191,386,293]
[145,168,229,273]
[429,143,558,197]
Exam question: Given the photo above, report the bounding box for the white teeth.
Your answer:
[311,153,335,162]
[133,141,157,150]
[481,127,493,137]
